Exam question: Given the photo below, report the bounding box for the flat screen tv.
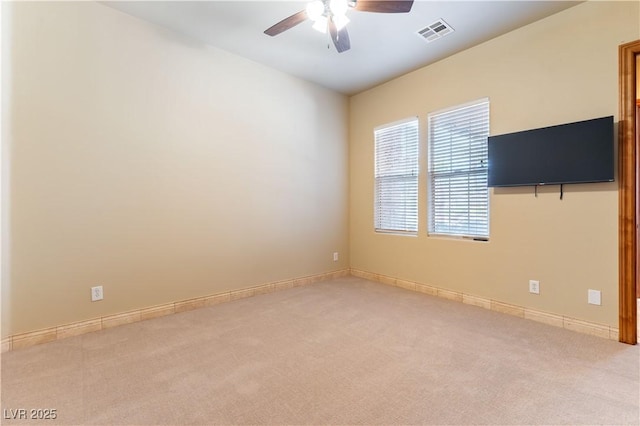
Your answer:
[488,116,614,187]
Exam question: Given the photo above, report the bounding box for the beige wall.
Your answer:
[350,1,639,327]
[1,2,349,336]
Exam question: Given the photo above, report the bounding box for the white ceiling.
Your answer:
[103,1,581,95]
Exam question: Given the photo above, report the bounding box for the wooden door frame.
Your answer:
[619,39,639,344]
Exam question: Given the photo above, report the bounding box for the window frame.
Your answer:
[427,98,490,239]
[373,116,420,236]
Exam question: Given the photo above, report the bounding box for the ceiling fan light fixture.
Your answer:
[312,15,328,33]
[329,0,349,17]
[305,0,325,21]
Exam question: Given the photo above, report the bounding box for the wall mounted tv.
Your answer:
[488,116,614,187]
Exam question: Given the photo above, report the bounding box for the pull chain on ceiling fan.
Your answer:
[264,0,414,53]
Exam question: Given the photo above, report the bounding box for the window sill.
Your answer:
[427,233,489,242]
[375,230,418,237]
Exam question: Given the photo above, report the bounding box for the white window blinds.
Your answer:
[428,99,489,238]
[374,118,419,234]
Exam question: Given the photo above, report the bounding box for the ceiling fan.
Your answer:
[264,0,414,53]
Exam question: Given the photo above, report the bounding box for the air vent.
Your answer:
[417,19,454,43]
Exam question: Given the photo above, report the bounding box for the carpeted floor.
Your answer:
[1,276,639,425]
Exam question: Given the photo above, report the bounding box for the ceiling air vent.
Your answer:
[417,19,454,43]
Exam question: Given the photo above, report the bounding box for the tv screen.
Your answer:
[488,116,614,187]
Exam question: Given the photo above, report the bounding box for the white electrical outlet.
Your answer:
[91,286,104,302]
[529,280,540,295]
[588,289,601,306]
[333,252,339,262]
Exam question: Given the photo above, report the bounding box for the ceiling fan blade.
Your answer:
[353,0,414,13]
[329,19,351,53]
[264,10,308,36]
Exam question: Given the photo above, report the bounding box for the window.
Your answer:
[428,99,489,238]
[374,118,419,234]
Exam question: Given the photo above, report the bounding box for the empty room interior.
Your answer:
[1,0,640,425]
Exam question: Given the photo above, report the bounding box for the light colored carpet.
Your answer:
[2,276,639,425]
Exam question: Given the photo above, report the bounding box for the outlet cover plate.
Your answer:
[588,289,601,306]
[529,280,540,295]
[91,286,104,302]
